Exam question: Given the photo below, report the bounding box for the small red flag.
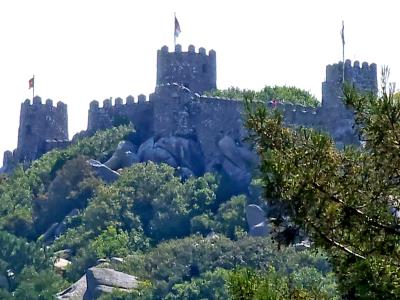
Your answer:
[29,77,34,89]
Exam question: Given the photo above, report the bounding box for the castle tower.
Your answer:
[320,60,378,146]
[156,44,217,94]
[16,96,68,163]
[322,60,377,109]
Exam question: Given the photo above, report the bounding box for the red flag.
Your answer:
[174,16,181,38]
[29,77,34,89]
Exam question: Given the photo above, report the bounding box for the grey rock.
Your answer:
[0,274,9,291]
[221,159,252,191]
[40,222,59,243]
[138,138,177,166]
[249,222,269,237]
[87,159,120,183]
[57,274,87,300]
[54,249,73,259]
[104,141,139,170]
[137,136,204,176]
[294,240,312,251]
[110,257,124,265]
[177,167,195,180]
[84,267,138,300]
[218,135,258,192]
[54,208,80,237]
[246,204,269,237]
[245,204,265,229]
[155,136,204,175]
[54,258,72,271]
[96,258,109,265]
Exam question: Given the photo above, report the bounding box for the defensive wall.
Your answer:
[1,45,378,174]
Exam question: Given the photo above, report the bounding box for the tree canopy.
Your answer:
[245,71,400,298]
[206,85,319,107]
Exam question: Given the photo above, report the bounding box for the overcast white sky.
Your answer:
[1,0,399,165]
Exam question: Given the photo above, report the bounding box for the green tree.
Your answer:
[214,195,248,239]
[119,235,336,299]
[245,71,400,297]
[90,225,130,259]
[206,85,319,107]
[226,267,338,300]
[13,267,66,300]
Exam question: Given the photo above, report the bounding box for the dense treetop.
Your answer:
[206,85,319,107]
[245,72,400,298]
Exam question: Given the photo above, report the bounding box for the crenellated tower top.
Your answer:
[156,44,217,94]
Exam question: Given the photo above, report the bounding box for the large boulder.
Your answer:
[57,274,87,300]
[137,137,178,167]
[83,267,138,300]
[245,204,269,237]
[57,268,138,300]
[0,274,9,291]
[218,135,258,193]
[39,222,59,244]
[104,141,139,170]
[155,136,204,175]
[245,204,265,228]
[137,136,204,176]
[54,258,72,272]
[54,208,80,237]
[87,159,120,183]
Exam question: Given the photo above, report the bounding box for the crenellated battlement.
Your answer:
[2,44,379,174]
[325,60,377,91]
[88,94,151,112]
[16,96,69,164]
[159,44,216,57]
[157,44,217,94]
[21,96,67,112]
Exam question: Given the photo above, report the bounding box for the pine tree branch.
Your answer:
[312,182,400,236]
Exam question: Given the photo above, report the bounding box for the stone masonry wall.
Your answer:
[2,44,378,175]
[16,96,68,163]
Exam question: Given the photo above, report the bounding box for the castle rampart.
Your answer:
[87,95,153,144]
[156,44,217,94]
[1,45,378,177]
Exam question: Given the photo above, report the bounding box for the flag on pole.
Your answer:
[174,15,181,38]
[341,21,345,46]
[29,77,34,89]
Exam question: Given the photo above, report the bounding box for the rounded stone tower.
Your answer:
[156,44,217,94]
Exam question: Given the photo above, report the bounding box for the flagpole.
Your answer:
[32,75,35,100]
[174,12,176,48]
[342,21,345,84]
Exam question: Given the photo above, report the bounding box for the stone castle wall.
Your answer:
[16,97,69,163]
[87,95,153,144]
[1,45,379,175]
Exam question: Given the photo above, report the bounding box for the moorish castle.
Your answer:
[1,44,377,192]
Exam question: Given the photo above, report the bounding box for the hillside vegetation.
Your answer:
[206,85,319,107]
[0,122,337,298]
[245,73,400,298]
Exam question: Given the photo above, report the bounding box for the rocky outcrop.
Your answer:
[57,275,87,300]
[57,267,138,300]
[84,268,138,300]
[104,141,139,170]
[87,159,120,183]
[138,136,204,176]
[218,135,258,193]
[54,258,72,272]
[0,274,9,291]
[245,204,269,237]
